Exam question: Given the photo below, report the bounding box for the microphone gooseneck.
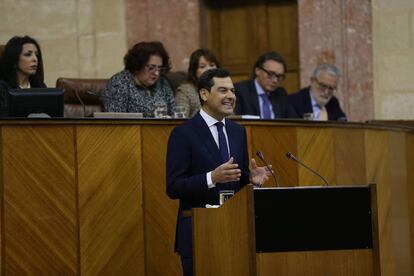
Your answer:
[285,152,329,186]
[73,89,86,117]
[256,151,280,187]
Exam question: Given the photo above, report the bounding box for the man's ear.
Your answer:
[254,67,260,77]
[199,88,209,103]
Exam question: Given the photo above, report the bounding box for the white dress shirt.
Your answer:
[199,108,230,188]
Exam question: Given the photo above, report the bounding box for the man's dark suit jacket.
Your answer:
[234,79,298,118]
[166,112,250,257]
[288,87,346,121]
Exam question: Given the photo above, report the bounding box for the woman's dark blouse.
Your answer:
[101,70,175,117]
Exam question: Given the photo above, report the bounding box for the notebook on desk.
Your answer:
[93,112,144,119]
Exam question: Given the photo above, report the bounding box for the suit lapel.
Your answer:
[304,89,313,113]
[248,80,260,115]
[270,90,282,118]
[226,121,240,162]
[192,113,222,165]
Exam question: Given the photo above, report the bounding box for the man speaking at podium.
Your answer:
[166,68,271,276]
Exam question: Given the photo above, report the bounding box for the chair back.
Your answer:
[56,71,187,117]
[56,77,108,117]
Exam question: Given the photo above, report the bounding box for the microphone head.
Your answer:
[256,151,264,160]
[286,152,293,159]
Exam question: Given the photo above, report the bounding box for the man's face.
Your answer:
[200,76,236,121]
[310,70,338,107]
[254,59,285,92]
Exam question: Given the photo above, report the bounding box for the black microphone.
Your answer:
[73,89,86,117]
[285,152,329,186]
[256,151,279,187]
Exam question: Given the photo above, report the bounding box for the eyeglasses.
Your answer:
[314,78,337,92]
[146,64,168,74]
[259,66,285,81]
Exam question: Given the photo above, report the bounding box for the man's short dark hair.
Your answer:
[197,68,231,105]
[252,51,287,78]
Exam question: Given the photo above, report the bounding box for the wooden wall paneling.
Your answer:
[267,1,300,93]
[249,126,298,187]
[406,133,414,274]
[386,131,412,276]
[244,125,253,165]
[2,125,77,275]
[77,125,144,275]
[206,3,257,79]
[142,125,181,276]
[256,250,375,276]
[333,128,367,185]
[205,0,299,87]
[364,130,413,276]
[296,126,336,186]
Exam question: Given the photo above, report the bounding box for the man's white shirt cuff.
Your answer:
[207,171,215,188]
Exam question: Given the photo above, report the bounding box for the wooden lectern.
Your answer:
[192,185,380,276]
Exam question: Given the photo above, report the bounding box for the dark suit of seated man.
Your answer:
[234,51,298,119]
[166,68,272,276]
[288,63,346,121]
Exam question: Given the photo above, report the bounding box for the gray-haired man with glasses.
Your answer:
[288,63,346,121]
[234,51,298,119]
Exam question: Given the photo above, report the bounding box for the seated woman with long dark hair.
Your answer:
[0,35,46,116]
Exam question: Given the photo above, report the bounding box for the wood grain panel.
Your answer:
[386,131,412,276]
[256,250,375,276]
[267,1,299,93]
[207,4,256,76]
[193,185,256,276]
[407,133,414,274]
[334,128,366,185]
[77,125,144,275]
[250,126,298,187]
[142,125,181,276]
[296,127,336,186]
[365,130,413,276]
[205,0,300,89]
[2,126,77,275]
[267,2,299,70]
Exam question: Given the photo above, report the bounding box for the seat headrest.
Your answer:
[56,77,108,105]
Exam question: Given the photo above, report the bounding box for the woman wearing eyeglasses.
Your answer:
[101,41,175,117]
[175,48,220,118]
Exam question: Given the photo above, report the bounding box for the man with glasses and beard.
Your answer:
[288,63,346,121]
[234,51,297,119]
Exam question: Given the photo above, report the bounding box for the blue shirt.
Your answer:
[254,79,275,119]
[310,91,322,120]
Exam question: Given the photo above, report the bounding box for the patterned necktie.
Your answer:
[260,94,272,119]
[216,122,229,163]
[319,106,328,121]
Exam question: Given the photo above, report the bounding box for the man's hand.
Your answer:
[250,158,272,186]
[211,157,241,184]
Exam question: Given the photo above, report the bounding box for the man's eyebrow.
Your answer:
[217,86,234,90]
